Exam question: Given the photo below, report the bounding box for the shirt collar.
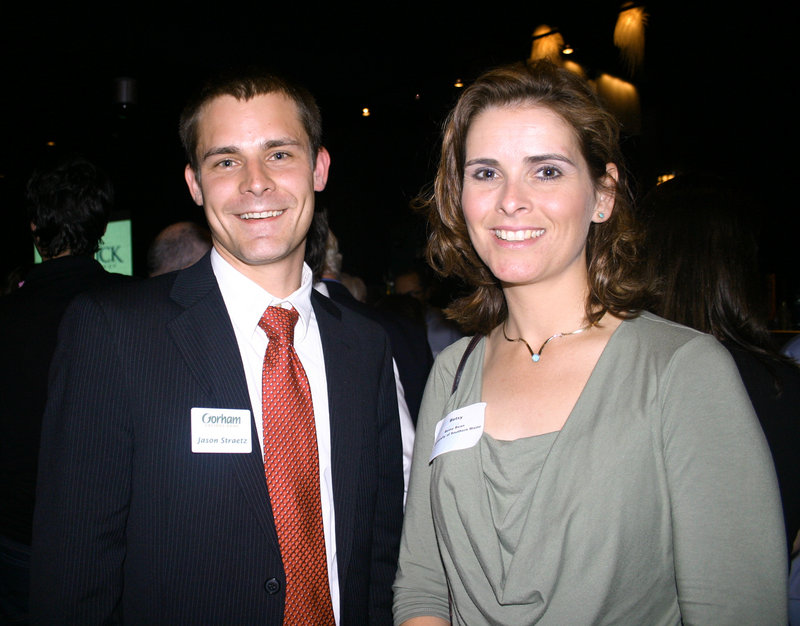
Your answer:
[210,247,314,342]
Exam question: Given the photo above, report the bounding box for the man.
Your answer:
[394,265,464,358]
[0,154,129,622]
[146,220,212,276]
[312,224,420,500]
[31,72,403,623]
[318,227,432,424]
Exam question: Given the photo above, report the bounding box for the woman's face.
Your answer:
[461,104,615,290]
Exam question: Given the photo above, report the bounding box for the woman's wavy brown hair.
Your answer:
[421,60,650,334]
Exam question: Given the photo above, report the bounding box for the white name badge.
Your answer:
[430,402,486,462]
[191,408,252,453]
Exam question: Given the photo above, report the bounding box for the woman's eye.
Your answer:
[473,168,497,180]
[538,165,561,180]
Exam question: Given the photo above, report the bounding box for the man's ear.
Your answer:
[313,147,331,192]
[30,222,40,250]
[184,165,204,206]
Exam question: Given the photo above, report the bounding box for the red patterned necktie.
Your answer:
[259,305,335,625]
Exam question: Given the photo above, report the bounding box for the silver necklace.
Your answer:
[502,320,594,363]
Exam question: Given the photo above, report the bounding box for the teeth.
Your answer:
[493,229,545,241]
[240,210,284,219]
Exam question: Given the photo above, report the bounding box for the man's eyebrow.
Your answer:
[261,137,302,150]
[201,146,240,162]
[200,138,303,163]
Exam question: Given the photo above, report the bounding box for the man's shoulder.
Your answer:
[76,271,173,306]
[314,285,424,346]
[312,290,393,362]
[0,261,136,328]
[313,289,383,333]
[65,266,210,329]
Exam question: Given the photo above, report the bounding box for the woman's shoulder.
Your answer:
[615,311,737,378]
[436,335,482,365]
[622,311,720,351]
[424,335,485,399]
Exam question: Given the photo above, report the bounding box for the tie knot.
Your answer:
[258,306,299,344]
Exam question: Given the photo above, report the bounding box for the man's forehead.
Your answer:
[196,92,307,143]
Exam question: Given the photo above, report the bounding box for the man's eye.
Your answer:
[217,159,235,168]
[270,151,290,161]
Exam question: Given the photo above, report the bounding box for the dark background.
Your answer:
[1,1,796,312]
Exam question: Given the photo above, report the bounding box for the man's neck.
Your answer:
[212,247,304,299]
[39,250,73,262]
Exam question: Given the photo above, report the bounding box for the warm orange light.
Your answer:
[614,3,648,72]
[530,25,564,63]
[563,61,586,77]
[657,173,676,185]
[362,108,371,117]
[454,78,464,88]
[594,73,641,134]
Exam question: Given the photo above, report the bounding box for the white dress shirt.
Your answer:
[211,249,340,623]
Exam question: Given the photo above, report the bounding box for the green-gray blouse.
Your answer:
[393,312,787,625]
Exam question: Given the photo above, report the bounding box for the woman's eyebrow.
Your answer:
[464,153,576,167]
[524,153,576,166]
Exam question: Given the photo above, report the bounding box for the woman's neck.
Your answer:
[501,276,590,340]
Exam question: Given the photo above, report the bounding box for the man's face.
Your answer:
[394,272,424,300]
[184,92,330,295]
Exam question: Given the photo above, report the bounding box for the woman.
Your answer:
[393,61,787,624]
[641,173,800,552]
[640,173,800,623]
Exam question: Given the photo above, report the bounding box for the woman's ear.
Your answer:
[592,164,618,223]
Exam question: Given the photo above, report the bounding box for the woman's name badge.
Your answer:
[430,402,486,462]
[191,408,252,453]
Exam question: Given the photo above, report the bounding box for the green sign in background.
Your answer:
[33,219,133,276]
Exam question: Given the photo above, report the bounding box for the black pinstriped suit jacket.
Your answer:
[30,253,404,624]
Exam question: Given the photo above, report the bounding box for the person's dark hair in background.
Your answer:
[641,172,800,555]
[641,173,794,370]
[25,154,114,259]
[304,207,332,285]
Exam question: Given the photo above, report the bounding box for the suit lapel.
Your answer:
[168,257,246,405]
[312,291,361,584]
[164,266,361,571]
[167,253,278,549]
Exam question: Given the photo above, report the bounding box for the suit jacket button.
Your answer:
[265,577,281,594]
